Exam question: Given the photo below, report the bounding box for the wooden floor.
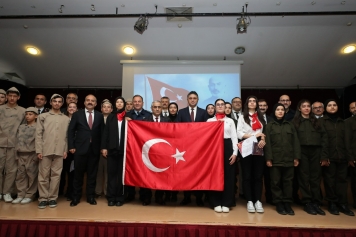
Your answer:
[1,195,355,229]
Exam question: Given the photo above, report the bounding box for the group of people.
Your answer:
[0,87,356,217]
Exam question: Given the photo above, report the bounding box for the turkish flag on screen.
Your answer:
[147,77,189,109]
[124,120,224,191]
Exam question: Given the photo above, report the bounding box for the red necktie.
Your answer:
[88,111,93,129]
[190,109,194,122]
[155,117,159,122]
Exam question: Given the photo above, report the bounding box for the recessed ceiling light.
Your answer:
[343,45,356,54]
[276,2,281,5]
[311,1,316,5]
[347,22,352,26]
[26,47,39,55]
[341,1,346,5]
[123,46,134,55]
[178,24,182,28]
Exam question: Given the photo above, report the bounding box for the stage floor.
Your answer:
[1,195,355,229]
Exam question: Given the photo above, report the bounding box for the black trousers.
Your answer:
[298,146,322,204]
[72,144,99,200]
[106,150,124,202]
[270,166,294,203]
[240,154,265,203]
[322,161,348,204]
[210,139,236,207]
[350,166,356,205]
[59,152,74,198]
[263,161,272,203]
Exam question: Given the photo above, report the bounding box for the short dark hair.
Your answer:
[35,93,47,101]
[231,97,241,103]
[187,91,198,98]
[258,99,267,103]
[133,94,143,102]
[161,96,169,100]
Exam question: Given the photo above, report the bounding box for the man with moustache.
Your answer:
[258,99,273,205]
[60,92,78,113]
[125,98,133,112]
[176,91,209,206]
[34,94,50,114]
[312,102,324,119]
[231,97,243,121]
[161,96,170,117]
[346,101,356,209]
[68,94,104,206]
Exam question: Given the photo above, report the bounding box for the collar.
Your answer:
[134,109,142,115]
[85,109,94,113]
[189,106,197,111]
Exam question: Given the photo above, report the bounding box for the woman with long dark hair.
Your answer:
[292,99,327,215]
[236,95,266,213]
[265,103,300,215]
[319,99,354,216]
[207,99,238,213]
[101,97,127,207]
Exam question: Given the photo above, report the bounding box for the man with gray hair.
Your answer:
[312,101,324,119]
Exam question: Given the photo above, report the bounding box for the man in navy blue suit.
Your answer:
[176,91,209,206]
[126,95,152,202]
[68,94,104,206]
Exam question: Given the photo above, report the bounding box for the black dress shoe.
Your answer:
[304,203,317,215]
[116,201,123,206]
[70,200,79,207]
[180,198,191,206]
[142,199,151,206]
[108,201,115,206]
[312,203,325,215]
[337,204,355,216]
[328,202,339,215]
[155,198,166,205]
[276,203,287,215]
[283,202,294,215]
[196,199,204,207]
[87,198,97,205]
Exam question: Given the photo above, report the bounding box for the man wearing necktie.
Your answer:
[176,91,209,206]
[34,94,50,114]
[160,96,170,117]
[231,97,243,121]
[68,94,104,206]
[141,100,170,206]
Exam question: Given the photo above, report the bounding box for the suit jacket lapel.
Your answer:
[83,110,91,129]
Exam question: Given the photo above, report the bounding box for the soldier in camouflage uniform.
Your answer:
[12,107,39,204]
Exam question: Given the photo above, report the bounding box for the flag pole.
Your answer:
[144,75,147,110]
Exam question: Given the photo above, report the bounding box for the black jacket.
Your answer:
[101,113,127,153]
[345,116,356,161]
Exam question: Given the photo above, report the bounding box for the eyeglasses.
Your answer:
[216,103,225,107]
[279,100,290,103]
[313,106,323,110]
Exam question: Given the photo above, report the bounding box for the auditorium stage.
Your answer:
[1,195,356,230]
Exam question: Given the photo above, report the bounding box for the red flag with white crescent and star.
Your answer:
[147,77,189,109]
[123,120,224,191]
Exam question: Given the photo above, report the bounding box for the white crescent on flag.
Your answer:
[142,138,171,172]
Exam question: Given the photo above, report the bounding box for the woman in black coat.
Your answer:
[101,97,127,206]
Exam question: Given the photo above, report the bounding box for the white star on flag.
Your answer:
[171,148,186,164]
[176,94,182,101]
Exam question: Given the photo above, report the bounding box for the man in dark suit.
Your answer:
[34,94,50,114]
[68,94,104,206]
[176,91,209,206]
[258,99,273,205]
[125,95,152,202]
[141,100,170,206]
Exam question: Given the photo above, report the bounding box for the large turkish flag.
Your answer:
[147,77,189,109]
[124,120,224,191]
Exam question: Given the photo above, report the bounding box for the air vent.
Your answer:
[165,7,193,22]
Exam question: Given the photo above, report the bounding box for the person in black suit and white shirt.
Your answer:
[34,94,50,114]
[141,100,170,206]
[68,94,104,206]
[101,97,127,207]
[176,91,209,206]
[160,96,170,117]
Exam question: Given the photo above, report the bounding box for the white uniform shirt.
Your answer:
[207,116,238,156]
[236,113,264,140]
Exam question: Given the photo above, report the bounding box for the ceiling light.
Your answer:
[123,46,134,55]
[236,4,251,34]
[134,15,149,34]
[235,47,245,54]
[343,45,356,54]
[91,4,95,11]
[26,47,39,55]
[58,5,64,13]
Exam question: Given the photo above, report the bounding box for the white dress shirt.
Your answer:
[207,116,238,156]
[162,110,169,117]
[232,110,242,121]
[117,120,123,145]
[154,116,161,122]
[189,106,197,121]
[85,109,95,124]
[236,113,264,140]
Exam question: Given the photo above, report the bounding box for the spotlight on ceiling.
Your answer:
[26,47,39,55]
[236,4,251,34]
[134,15,149,34]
